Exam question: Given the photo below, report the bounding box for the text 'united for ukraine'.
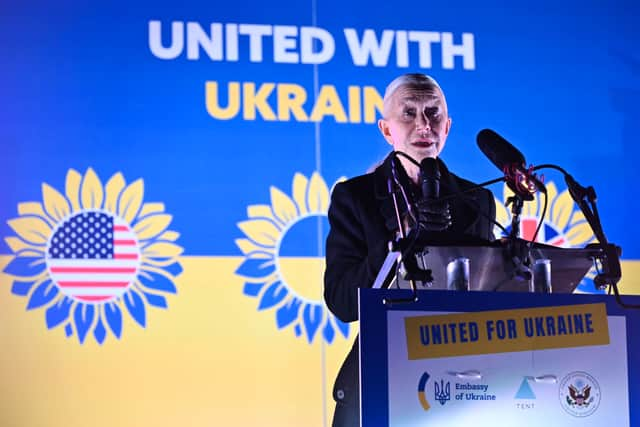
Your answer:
[404,303,608,359]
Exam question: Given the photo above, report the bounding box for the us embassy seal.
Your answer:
[559,371,601,417]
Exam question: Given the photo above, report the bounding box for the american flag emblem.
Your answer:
[4,168,184,344]
[519,217,567,247]
[46,211,140,303]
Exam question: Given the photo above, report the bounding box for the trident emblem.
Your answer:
[434,379,451,405]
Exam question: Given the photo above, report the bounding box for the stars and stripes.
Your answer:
[47,211,140,302]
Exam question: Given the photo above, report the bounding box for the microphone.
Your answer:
[476,129,546,200]
[420,157,440,200]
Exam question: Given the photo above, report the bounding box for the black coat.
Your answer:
[323,153,496,426]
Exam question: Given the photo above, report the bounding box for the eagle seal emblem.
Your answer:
[559,371,601,417]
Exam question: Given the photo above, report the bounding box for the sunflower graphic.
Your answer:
[2,168,183,344]
[234,172,350,344]
[494,181,598,292]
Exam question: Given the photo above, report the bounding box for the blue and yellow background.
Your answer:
[1,1,639,426]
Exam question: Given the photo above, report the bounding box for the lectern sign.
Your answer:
[358,290,637,427]
[404,303,609,359]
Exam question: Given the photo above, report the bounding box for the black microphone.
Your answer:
[476,129,546,199]
[420,157,440,200]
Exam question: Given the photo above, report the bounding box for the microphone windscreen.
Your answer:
[420,157,440,179]
[476,129,526,171]
[420,157,440,199]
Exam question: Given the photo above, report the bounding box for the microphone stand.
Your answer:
[473,163,546,283]
[506,194,524,241]
[379,156,420,305]
[504,193,533,281]
[532,164,634,308]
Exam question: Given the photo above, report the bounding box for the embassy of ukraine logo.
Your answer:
[234,172,349,344]
[2,168,183,344]
[494,181,597,292]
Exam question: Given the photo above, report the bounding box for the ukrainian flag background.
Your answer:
[1,1,639,426]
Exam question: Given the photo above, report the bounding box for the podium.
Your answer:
[359,289,640,426]
[359,239,637,426]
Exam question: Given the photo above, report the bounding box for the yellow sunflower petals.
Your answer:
[118,179,144,225]
[157,231,180,242]
[292,173,309,215]
[570,210,587,226]
[270,186,298,224]
[104,173,125,214]
[133,214,173,240]
[4,237,43,253]
[551,190,574,231]
[17,202,53,226]
[247,204,275,219]
[81,168,104,209]
[307,172,329,213]
[502,185,514,205]
[139,203,166,217]
[142,241,183,258]
[65,169,82,212]
[237,219,280,247]
[565,222,595,245]
[42,183,71,222]
[235,237,272,255]
[7,217,51,245]
[542,182,558,222]
[493,198,509,229]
